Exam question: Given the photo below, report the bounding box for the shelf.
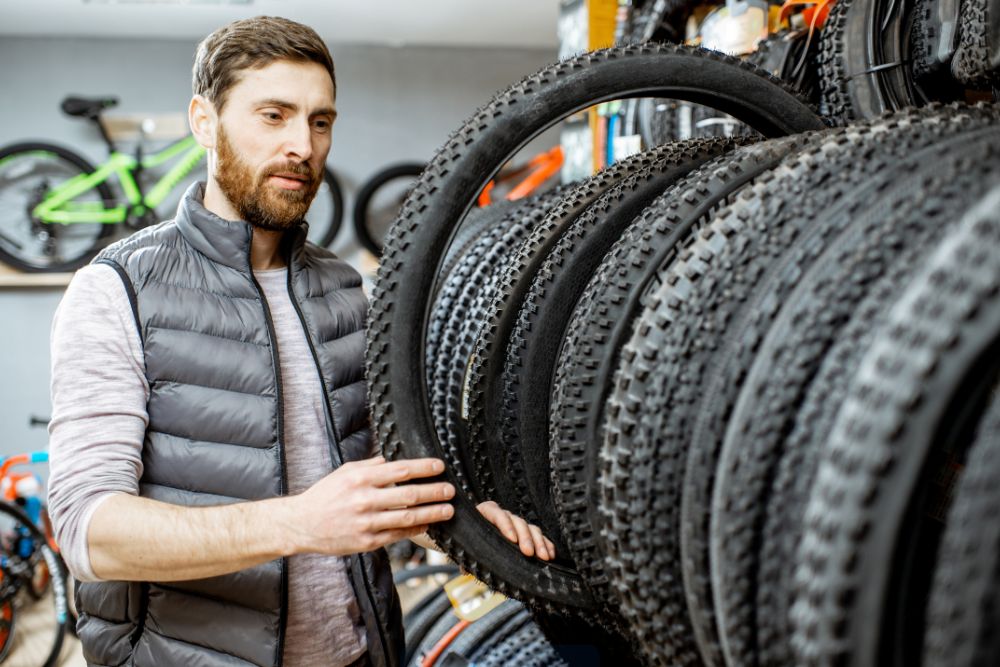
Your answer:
[0,264,73,289]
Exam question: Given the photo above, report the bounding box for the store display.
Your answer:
[365,7,1000,660]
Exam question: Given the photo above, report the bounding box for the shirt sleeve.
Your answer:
[48,263,149,582]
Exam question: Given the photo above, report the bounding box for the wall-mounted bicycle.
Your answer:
[0,96,344,273]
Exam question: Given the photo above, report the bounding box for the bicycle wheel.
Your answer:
[353,162,426,256]
[304,167,344,249]
[0,142,116,273]
[0,500,66,667]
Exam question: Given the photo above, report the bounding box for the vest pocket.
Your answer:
[76,581,144,666]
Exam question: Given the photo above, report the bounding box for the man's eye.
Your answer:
[263,112,282,122]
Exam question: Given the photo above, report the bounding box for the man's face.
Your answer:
[211,59,336,231]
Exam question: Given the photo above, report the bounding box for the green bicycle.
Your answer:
[0,96,345,273]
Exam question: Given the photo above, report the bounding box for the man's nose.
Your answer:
[282,119,313,162]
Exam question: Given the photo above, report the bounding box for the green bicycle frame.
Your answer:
[32,136,206,224]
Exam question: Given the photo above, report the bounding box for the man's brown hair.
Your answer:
[193,16,336,111]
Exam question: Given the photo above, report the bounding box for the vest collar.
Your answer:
[174,182,309,273]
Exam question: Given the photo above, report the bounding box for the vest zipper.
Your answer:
[249,260,291,667]
[284,268,393,667]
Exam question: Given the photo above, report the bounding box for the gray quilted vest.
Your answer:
[77,184,403,667]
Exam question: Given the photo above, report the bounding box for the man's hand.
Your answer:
[287,456,456,556]
[476,501,555,561]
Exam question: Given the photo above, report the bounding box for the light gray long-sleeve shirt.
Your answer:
[48,263,367,666]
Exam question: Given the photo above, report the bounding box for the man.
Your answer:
[48,16,553,667]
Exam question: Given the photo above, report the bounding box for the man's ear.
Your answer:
[189,95,217,150]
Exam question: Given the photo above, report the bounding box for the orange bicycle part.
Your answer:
[478,146,565,206]
[421,618,472,667]
[779,0,834,33]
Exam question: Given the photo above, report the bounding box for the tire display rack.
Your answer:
[364,30,1000,667]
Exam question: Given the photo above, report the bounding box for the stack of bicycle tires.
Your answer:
[367,42,1000,667]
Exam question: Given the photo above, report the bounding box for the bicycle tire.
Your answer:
[923,314,1000,667]
[686,113,1000,667]
[464,148,672,520]
[427,193,563,499]
[0,141,116,273]
[367,43,824,613]
[951,0,1000,86]
[475,139,737,545]
[404,588,456,665]
[498,138,742,574]
[817,0,964,123]
[0,499,67,667]
[408,607,462,667]
[353,162,426,256]
[305,166,344,249]
[790,172,1000,666]
[476,619,568,667]
[548,134,808,667]
[601,103,999,667]
[437,600,527,663]
[711,121,1000,667]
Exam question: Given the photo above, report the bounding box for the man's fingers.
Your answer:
[356,455,386,466]
[479,501,518,542]
[362,458,446,486]
[369,504,454,532]
[544,537,556,558]
[510,514,535,557]
[527,523,549,560]
[373,482,455,509]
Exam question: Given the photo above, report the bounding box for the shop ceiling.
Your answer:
[0,0,560,49]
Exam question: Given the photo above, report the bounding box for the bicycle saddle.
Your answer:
[61,96,119,118]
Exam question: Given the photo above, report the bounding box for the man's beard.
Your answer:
[214,126,322,232]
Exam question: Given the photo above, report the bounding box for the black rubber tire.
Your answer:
[817,0,963,123]
[353,162,426,256]
[307,167,345,249]
[367,44,824,613]
[601,103,1000,667]
[438,199,521,287]
[406,604,462,667]
[710,119,1000,667]
[790,161,1000,666]
[462,146,700,519]
[924,321,1000,667]
[403,586,454,663]
[686,113,1000,667]
[427,192,563,499]
[952,0,1000,86]
[478,138,741,552]
[437,600,527,664]
[548,133,811,667]
[0,141,117,273]
[475,618,568,667]
[0,500,67,667]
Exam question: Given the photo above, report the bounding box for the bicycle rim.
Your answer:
[303,168,344,248]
